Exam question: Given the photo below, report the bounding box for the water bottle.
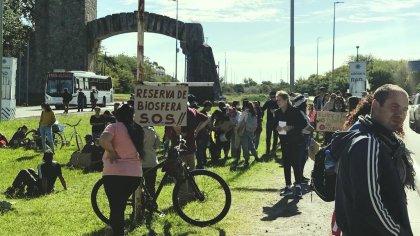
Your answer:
[324,149,336,174]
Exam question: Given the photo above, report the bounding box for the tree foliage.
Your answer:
[95,49,175,93]
[3,0,35,57]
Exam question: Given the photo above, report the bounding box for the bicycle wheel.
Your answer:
[53,132,65,149]
[172,169,231,227]
[91,178,135,225]
[25,130,37,140]
[24,130,38,150]
[75,133,83,151]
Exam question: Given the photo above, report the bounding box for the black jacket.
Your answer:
[273,105,307,142]
[334,117,413,236]
[261,100,278,127]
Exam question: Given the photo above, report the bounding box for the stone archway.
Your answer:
[87,11,221,98]
[19,0,220,105]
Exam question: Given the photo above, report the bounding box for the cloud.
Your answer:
[145,0,285,23]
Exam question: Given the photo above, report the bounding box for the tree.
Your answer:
[243,78,257,87]
[233,84,245,93]
[369,70,394,91]
[3,0,35,57]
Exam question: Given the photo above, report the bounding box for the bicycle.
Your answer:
[91,137,232,227]
[61,119,84,151]
[23,126,66,151]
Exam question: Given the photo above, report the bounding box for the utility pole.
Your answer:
[224,52,227,84]
[332,1,344,83]
[290,0,295,91]
[26,42,29,106]
[134,0,145,222]
[174,0,179,82]
[317,37,320,78]
[0,0,3,121]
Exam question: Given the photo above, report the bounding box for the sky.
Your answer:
[98,0,420,84]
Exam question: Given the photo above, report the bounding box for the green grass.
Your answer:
[221,93,269,103]
[113,93,131,102]
[0,106,285,235]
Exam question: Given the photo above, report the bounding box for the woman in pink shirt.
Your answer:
[99,104,144,235]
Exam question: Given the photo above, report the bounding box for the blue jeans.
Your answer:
[240,130,258,162]
[40,125,54,153]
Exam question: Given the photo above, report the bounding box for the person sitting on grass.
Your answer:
[4,151,67,198]
[9,125,28,148]
[0,133,8,147]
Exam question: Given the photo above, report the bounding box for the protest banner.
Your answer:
[315,111,347,132]
[134,82,188,126]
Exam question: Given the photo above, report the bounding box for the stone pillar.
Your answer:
[21,0,97,105]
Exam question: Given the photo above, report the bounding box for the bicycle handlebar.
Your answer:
[64,118,82,127]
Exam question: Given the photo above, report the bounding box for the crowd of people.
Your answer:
[2,83,416,236]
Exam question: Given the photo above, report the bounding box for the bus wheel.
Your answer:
[55,105,64,110]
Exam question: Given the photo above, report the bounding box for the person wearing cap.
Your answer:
[196,100,213,169]
[4,151,67,198]
[90,107,106,139]
[188,94,199,110]
[261,91,280,156]
[314,87,327,111]
[293,94,314,183]
[211,101,232,160]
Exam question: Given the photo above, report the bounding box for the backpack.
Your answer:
[245,114,258,133]
[311,131,360,202]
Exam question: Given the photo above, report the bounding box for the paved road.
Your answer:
[14,104,116,118]
[403,111,420,234]
[403,112,420,195]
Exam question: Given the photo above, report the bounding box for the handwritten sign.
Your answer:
[316,111,347,132]
[134,83,188,126]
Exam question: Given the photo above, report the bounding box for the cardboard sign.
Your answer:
[134,83,188,126]
[316,111,347,132]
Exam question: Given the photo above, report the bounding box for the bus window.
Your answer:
[84,78,89,90]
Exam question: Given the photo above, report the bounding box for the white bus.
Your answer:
[45,71,113,109]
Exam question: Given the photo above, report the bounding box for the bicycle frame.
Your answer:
[62,119,83,150]
[141,152,205,210]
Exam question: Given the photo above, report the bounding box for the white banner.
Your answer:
[134,83,188,126]
[349,61,367,97]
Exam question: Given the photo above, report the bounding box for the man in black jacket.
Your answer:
[334,84,414,236]
[62,88,72,114]
[262,91,279,156]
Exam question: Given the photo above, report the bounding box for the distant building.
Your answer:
[408,60,420,72]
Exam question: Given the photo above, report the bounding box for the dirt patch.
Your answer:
[226,160,334,235]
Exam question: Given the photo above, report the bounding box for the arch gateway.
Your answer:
[18,0,221,105]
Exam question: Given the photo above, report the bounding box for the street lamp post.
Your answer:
[317,37,320,78]
[290,0,295,91]
[332,1,343,83]
[356,45,359,61]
